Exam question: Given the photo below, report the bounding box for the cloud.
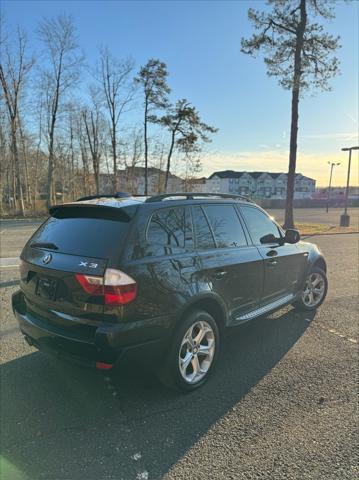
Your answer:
[302,132,358,141]
[346,114,357,124]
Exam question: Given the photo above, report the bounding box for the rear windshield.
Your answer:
[30,215,129,259]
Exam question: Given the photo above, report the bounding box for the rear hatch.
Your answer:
[20,204,136,334]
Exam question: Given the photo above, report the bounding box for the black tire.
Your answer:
[293,266,328,311]
[158,309,220,392]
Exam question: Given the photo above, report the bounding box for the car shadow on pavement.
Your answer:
[1,308,315,480]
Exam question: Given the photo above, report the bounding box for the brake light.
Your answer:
[75,268,137,305]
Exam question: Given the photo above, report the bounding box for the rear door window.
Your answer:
[203,204,247,248]
[147,207,193,255]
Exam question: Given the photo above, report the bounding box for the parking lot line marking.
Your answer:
[314,322,358,345]
[0,279,19,288]
[0,257,20,268]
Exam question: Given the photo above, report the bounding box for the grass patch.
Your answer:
[296,222,359,235]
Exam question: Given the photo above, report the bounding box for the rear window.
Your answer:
[192,206,215,250]
[29,215,129,259]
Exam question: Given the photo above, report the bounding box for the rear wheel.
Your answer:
[159,310,220,392]
[293,266,328,311]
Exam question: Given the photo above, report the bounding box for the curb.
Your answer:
[1,217,46,222]
[302,231,359,239]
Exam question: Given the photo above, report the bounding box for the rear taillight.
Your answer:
[75,268,137,305]
[96,361,113,370]
[75,274,103,295]
[103,268,137,305]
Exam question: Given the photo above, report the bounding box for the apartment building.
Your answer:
[206,170,316,199]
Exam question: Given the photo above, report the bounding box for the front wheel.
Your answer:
[158,310,220,392]
[293,266,328,311]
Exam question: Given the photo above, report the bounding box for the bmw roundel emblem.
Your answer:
[42,253,52,264]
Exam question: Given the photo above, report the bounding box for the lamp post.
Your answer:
[326,161,340,213]
[340,146,359,227]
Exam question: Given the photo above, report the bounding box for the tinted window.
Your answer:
[147,207,190,249]
[192,206,215,249]
[30,216,129,258]
[241,206,281,244]
[203,205,247,248]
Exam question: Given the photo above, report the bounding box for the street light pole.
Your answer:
[340,146,359,227]
[326,161,340,213]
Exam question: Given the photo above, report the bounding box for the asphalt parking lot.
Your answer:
[0,217,358,480]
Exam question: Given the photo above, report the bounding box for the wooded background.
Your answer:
[0,15,217,216]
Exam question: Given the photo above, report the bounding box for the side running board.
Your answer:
[233,293,295,324]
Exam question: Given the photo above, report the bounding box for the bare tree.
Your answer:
[18,114,32,206]
[38,14,82,208]
[82,89,105,194]
[32,92,44,209]
[77,118,91,197]
[97,48,134,191]
[135,59,170,194]
[0,101,9,214]
[0,26,34,215]
[241,0,340,228]
[121,127,143,193]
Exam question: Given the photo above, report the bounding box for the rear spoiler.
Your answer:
[49,203,136,222]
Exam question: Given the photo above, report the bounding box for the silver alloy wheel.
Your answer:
[302,272,325,307]
[178,320,215,384]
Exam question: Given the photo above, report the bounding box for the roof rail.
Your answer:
[76,192,131,201]
[145,192,255,203]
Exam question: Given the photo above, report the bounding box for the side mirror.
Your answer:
[260,233,278,244]
[284,229,300,244]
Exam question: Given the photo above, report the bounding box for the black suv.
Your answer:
[12,193,328,391]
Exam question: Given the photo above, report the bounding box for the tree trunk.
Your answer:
[69,120,76,200]
[47,144,55,209]
[144,98,148,195]
[12,158,17,212]
[284,0,307,229]
[46,56,62,210]
[19,119,31,207]
[33,149,39,213]
[23,139,32,208]
[111,119,117,191]
[285,87,300,229]
[165,131,175,192]
[94,158,100,194]
[47,103,58,209]
[11,124,25,216]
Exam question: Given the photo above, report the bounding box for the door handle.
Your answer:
[212,270,227,279]
[266,249,278,257]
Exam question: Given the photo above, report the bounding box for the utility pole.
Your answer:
[340,146,359,227]
[326,162,340,213]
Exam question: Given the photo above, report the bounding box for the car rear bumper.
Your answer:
[12,290,168,368]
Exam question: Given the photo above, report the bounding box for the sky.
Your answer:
[2,0,359,186]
